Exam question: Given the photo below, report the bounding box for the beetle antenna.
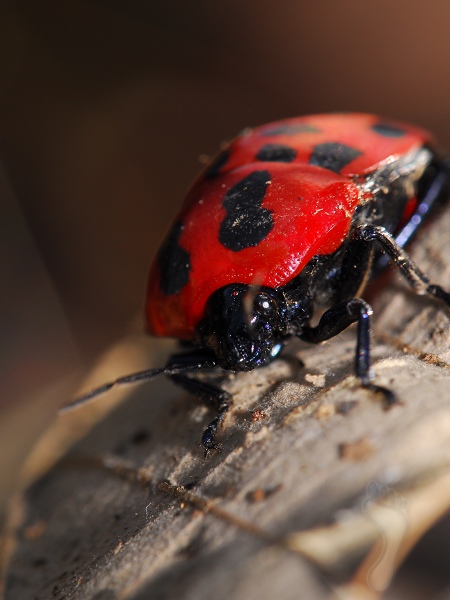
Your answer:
[60,353,217,414]
[60,367,165,413]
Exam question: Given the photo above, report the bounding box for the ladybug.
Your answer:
[65,113,450,455]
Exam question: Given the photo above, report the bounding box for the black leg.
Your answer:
[354,224,450,307]
[169,373,231,456]
[300,298,396,406]
[298,222,450,406]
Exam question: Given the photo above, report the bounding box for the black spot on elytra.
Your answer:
[261,123,320,136]
[204,149,231,178]
[158,222,191,295]
[256,143,297,163]
[371,122,406,137]
[309,142,362,173]
[219,170,273,251]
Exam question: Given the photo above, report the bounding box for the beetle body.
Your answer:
[65,113,450,453]
[146,113,447,373]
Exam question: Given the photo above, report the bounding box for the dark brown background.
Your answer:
[1,0,450,502]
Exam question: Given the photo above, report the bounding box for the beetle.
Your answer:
[64,113,450,455]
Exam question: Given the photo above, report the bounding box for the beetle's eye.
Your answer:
[253,292,277,318]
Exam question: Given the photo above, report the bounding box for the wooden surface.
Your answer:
[3,204,450,600]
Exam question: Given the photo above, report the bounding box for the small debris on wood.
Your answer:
[304,373,326,387]
[251,410,267,422]
[23,519,47,540]
[338,438,374,461]
[246,485,282,504]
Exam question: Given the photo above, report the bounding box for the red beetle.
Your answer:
[65,113,450,454]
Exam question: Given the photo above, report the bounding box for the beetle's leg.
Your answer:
[168,373,231,456]
[355,224,450,307]
[300,298,396,407]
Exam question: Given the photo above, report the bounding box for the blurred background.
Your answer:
[1,0,450,590]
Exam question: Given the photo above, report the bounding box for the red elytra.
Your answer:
[146,113,431,340]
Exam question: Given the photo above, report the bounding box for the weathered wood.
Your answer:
[4,204,450,600]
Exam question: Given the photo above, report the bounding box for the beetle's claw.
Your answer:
[362,381,399,409]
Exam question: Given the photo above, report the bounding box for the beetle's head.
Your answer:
[197,284,286,371]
